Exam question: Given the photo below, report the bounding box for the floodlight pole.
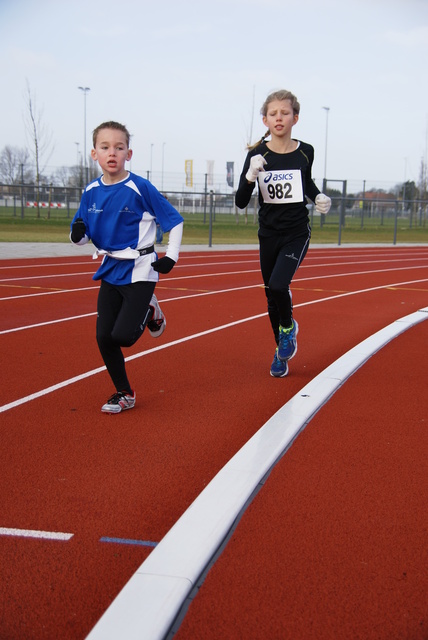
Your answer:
[322,106,330,193]
[161,142,166,191]
[150,143,154,180]
[78,87,90,183]
[20,163,24,219]
[74,141,80,166]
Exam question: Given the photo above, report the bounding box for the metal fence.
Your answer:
[0,182,427,246]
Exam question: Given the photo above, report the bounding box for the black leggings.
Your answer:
[259,227,310,344]
[96,280,156,393]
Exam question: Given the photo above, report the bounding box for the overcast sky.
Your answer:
[1,0,427,193]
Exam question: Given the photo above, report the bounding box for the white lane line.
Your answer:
[178,256,428,271]
[2,261,427,302]
[0,247,425,273]
[85,307,428,640]
[0,286,263,334]
[0,314,263,414]
[1,260,427,302]
[2,277,428,413]
[0,312,97,334]
[0,261,97,271]
[0,272,428,336]
[0,285,99,302]
[2,254,425,284]
[0,271,96,283]
[0,527,73,541]
[143,264,428,284]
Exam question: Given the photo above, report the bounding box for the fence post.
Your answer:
[20,164,25,219]
[203,173,208,224]
[393,200,398,245]
[337,181,347,245]
[208,190,214,247]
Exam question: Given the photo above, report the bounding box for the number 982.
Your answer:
[267,183,292,199]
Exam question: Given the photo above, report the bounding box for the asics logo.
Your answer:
[263,172,294,183]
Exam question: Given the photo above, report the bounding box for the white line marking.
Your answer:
[0,261,96,271]
[6,255,423,281]
[1,261,427,303]
[0,285,263,334]
[1,274,427,336]
[85,307,428,640]
[0,247,426,273]
[0,286,99,302]
[0,527,73,541]
[0,314,264,413]
[0,312,97,335]
[138,264,428,284]
[0,271,96,283]
[2,278,428,413]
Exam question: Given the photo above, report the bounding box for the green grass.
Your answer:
[0,209,427,245]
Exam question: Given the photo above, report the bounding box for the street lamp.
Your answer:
[74,141,82,188]
[161,142,166,191]
[20,163,24,219]
[150,143,154,180]
[322,106,330,192]
[74,142,80,166]
[78,86,90,183]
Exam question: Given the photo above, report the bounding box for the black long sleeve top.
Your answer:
[235,140,320,236]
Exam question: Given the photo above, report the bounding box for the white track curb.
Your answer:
[86,307,428,640]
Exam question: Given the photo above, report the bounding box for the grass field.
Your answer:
[0,209,427,245]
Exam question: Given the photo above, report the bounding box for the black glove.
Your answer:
[151,256,176,274]
[71,218,87,243]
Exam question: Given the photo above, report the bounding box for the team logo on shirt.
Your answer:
[88,203,103,213]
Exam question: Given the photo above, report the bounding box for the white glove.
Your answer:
[246,154,267,182]
[315,193,332,214]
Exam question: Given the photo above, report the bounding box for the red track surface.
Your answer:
[1,245,427,639]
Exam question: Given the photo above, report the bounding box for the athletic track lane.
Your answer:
[0,244,427,640]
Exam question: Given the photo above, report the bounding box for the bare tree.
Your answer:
[0,146,30,185]
[418,158,427,199]
[53,165,85,189]
[23,80,54,217]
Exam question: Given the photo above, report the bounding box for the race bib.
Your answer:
[258,169,304,204]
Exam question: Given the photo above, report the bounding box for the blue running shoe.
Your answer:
[270,348,289,378]
[278,320,299,362]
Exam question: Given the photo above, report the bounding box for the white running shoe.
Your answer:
[101,391,136,414]
[147,294,166,337]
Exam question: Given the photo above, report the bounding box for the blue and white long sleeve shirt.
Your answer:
[71,172,184,285]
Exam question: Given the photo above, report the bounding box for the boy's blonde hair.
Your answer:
[248,90,300,150]
[92,121,131,148]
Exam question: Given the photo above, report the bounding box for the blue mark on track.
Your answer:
[100,536,158,547]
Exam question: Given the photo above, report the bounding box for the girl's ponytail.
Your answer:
[247,129,270,151]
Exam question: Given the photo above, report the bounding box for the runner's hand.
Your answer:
[315,194,332,214]
[246,154,267,182]
[71,218,86,242]
[152,256,176,274]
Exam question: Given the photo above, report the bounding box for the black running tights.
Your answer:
[259,229,310,344]
[96,280,156,393]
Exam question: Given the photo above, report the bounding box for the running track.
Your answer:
[0,244,427,639]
